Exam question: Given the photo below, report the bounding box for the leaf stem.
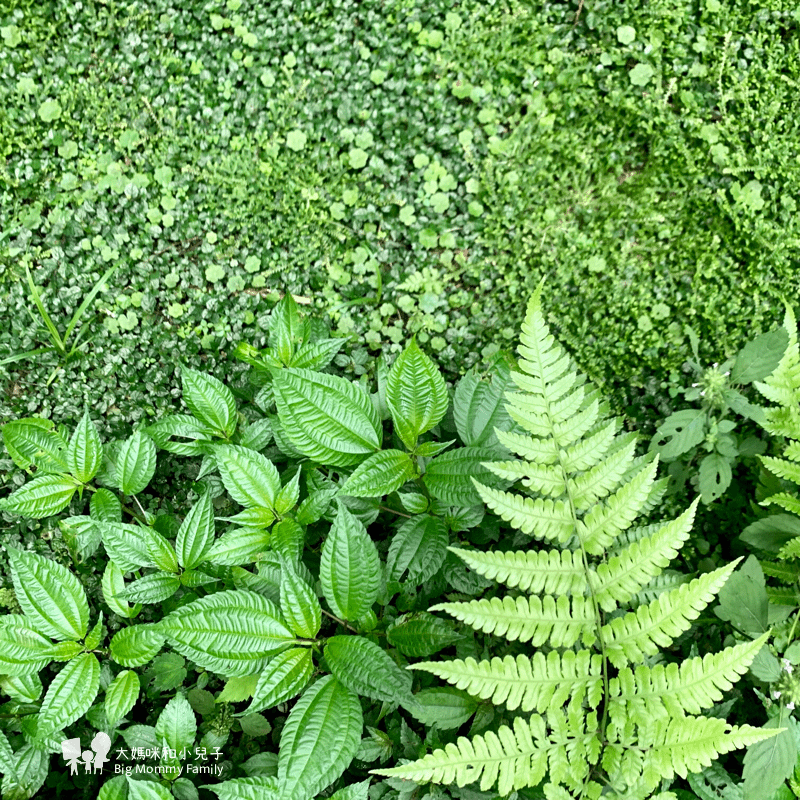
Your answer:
[320,608,359,633]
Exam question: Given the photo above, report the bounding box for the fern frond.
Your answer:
[577,459,660,556]
[431,594,596,648]
[495,427,559,464]
[473,481,573,543]
[761,455,800,484]
[777,536,800,560]
[755,304,800,435]
[481,458,566,497]
[411,650,603,713]
[373,716,549,796]
[761,492,800,515]
[630,571,693,607]
[448,546,587,595]
[568,435,638,510]
[608,633,768,727]
[589,501,699,612]
[767,585,798,604]
[763,560,800,582]
[634,717,779,788]
[602,560,740,668]
[560,418,620,472]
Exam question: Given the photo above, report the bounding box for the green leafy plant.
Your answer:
[374,283,777,798]
[0,265,117,384]
[649,325,788,504]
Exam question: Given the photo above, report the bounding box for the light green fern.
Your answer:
[374,283,776,799]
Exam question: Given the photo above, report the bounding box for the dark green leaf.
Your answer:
[0,474,77,519]
[117,431,157,495]
[341,450,416,498]
[387,514,448,584]
[732,328,789,385]
[182,367,237,438]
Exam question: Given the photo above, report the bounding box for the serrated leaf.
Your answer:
[102,561,141,619]
[218,507,275,530]
[280,557,321,638]
[0,673,42,703]
[176,492,215,570]
[7,547,89,641]
[714,555,769,636]
[105,670,140,727]
[147,530,179,573]
[650,409,707,460]
[1,417,69,474]
[414,439,455,458]
[272,518,304,562]
[386,338,448,449]
[423,447,508,506]
[409,688,478,730]
[244,648,313,714]
[387,613,463,657]
[740,514,800,554]
[152,653,188,691]
[97,522,155,571]
[742,716,797,800]
[218,675,260,704]
[272,368,382,467]
[296,487,337,525]
[60,515,101,561]
[1,744,48,800]
[732,328,789,385]
[453,364,515,450]
[274,468,302,516]
[329,781,370,800]
[110,625,165,667]
[204,776,279,800]
[278,675,363,800]
[215,444,281,510]
[387,514,448,584]
[117,431,157,495]
[206,528,271,566]
[182,367,237,438]
[0,616,56,676]
[341,450,416,498]
[0,473,77,518]
[67,411,102,483]
[91,488,122,522]
[320,504,380,621]
[120,573,181,603]
[156,693,197,756]
[324,635,414,705]
[85,613,104,650]
[699,453,732,503]
[160,590,295,677]
[239,418,273,452]
[146,414,216,456]
[38,653,100,735]
[290,339,344,370]
[270,294,303,366]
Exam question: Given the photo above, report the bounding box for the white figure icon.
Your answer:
[60,732,112,774]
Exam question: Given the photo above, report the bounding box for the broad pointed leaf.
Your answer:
[244,648,313,715]
[182,367,237,438]
[7,547,89,641]
[38,653,100,735]
[278,676,363,800]
[215,445,280,510]
[67,411,102,483]
[117,431,157,495]
[160,590,295,677]
[386,338,448,448]
[341,450,416,498]
[0,473,77,518]
[324,635,415,706]
[110,625,165,667]
[320,504,380,622]
[272,368,382,467]
[280,558,321,638]
[105,670,140,727]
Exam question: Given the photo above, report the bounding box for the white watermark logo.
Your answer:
[61,732,112,774]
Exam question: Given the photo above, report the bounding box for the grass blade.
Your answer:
[64,264,117,346]
[26,266,65,354]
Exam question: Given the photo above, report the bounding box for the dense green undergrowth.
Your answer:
[1,0,799,432]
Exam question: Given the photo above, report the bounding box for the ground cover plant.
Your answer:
[0,289,798,800]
